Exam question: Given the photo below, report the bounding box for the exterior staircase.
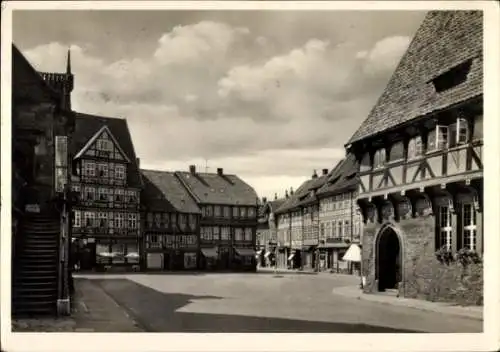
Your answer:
[12,214,61,317]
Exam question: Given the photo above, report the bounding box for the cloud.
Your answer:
[153,21,249,65]
[20,22,409,199]
[357,35,411,75]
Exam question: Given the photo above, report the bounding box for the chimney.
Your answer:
[285,190,289,199]
[274,193,278,200]
[290,187,294,196]
[322,168,328,175]
[217,168,223,175]
[312,169,318,179]
[189,165,196,174]
[262,197,267,204]
[136,158,140,168]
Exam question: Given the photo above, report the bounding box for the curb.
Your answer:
[332,286,483,321]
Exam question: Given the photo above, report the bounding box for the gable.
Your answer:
[348,10,483,144]
[74,125,130,162]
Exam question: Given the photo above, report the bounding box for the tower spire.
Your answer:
[66,47,72,74]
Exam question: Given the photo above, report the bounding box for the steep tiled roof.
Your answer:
[275,177,320,214]
[175,171,258,206]
[258,197,287,217]
[71,113,142,188]
[140,169,201,214]
[317,153,359,197]
[348,10,483,144]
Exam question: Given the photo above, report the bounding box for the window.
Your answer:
[84,162,96,177]
[245,228,253,241]
[214,206,221,217]
[221,227,231,240]
[407,136,423,160]
[233,207,239,218]
[248,207,255,218]
[473,114,483,141]
[360,152,371,172]
[206,206,213,217]
[438,206,453,251]
[427,126,449,151]
[240,207,247,218]
[115,165,125,180]
[344,220,350,238]
[84,211,95,227]
[389,141,404,162]
[448,118,469,148]
[224,206,231,218]
[462,203,477,251]
[189,214,197,229]
[235,228,243,241]
[331,221,336,237]
[337,221,343,239]
[171,213,177,225]
[206,227,213,241]
[85,186,95,201]
[147,213,153,228]
[97,139,112,151]
[97,188,107,201]
[179,214,187,229]
[73,210,81,227]
[201,207,207,217]
[115,189,124,202]
[154,213,162,227]
[373,148,386,169]
[115,213,125,228]
[320,223,325,238]
[98,212,107,227]
[97,163,109,177]
[213,226,220,241]
[163,213,170,226]
[128,213,138,229]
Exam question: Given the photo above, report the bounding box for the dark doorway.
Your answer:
[376,227,401,292]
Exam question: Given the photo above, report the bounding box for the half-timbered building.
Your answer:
[346,11,483,302]
[140,170,201,270]
[69,113,142,271]
[316,154,363,274]
[175,166,259,271]
[256,195,286,267]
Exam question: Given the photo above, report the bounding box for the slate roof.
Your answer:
[71,113,142,188]
[275,177,323,214]
[175,171,258,206]
[258,198,287,217]
[140,169,201,214]
[317,153,359,197]
[348,10,483,144]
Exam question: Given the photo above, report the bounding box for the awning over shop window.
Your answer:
[234,248,255,256]
[201,248,218,258]
[264,251,272,258]
[342,244,361,262]
[288,254,295,261]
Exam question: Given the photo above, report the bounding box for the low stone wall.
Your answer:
[361,216,483,306]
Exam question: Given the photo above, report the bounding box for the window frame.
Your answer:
[407,135,424,160]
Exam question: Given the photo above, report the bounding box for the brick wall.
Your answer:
[362,215,483,305]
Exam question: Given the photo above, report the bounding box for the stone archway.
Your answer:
[376,225,402,292]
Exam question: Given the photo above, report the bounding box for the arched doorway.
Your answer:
[376,226,402,292]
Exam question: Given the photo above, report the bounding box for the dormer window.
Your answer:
[431,60,472,93]
[373,148,386,169]
[407,136,423,160]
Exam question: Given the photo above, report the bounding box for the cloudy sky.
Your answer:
[13,9,426,199]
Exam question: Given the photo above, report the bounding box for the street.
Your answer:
[78,272,482,333]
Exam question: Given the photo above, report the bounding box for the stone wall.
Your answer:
[361,215,483,306]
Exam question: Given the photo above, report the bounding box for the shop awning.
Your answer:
[201,248,218,258]
[342,244,361,262]
[264,251,272,258]
[288,254,295,261]
[234,248,255,256]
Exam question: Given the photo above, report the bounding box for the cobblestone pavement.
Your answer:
[80,272,482,333]
[11,278,143,332]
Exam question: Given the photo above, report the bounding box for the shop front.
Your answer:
[94,237,140,272]
[200,247,218,270]
[233,247,256,271]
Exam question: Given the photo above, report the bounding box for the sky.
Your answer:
[13,9,427,200]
